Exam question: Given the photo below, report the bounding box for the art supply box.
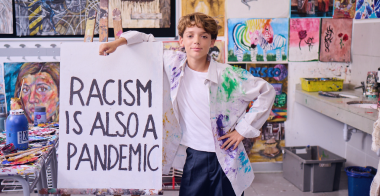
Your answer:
[283,146,346,192]
[301,78,344,92]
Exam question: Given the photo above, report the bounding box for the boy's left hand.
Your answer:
[218,130,245,150]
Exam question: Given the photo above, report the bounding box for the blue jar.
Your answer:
[34,106,46,126]
[6,109,29,150]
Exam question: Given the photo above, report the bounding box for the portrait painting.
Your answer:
[228,18,289,63]
[289,18,320,62]
[182,0,225,36]
[4,62,60,123]
[109,0,171,28]
[320,19,352,62]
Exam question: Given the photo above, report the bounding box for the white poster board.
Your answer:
[58,42,163,190]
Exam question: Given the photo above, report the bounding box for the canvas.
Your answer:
[244,63,287,163]
[163,40,226,63]
[289,18,320,62]
[320,19,352,62]
[226,0,290,18]
[355,0,380,19]
[15,0,100,36]
[333,0,356,18]
[4,62,60,123]
[228,18,289,63]
[182,0,225,36]
[109,0,171,28]
[0,0,13,34]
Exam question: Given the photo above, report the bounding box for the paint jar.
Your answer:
[34,106,47,126]
[6,109,29,150]
[0,112,6,132]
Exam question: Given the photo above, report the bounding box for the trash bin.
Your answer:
[283,146,346,192]
[345,166,377,196]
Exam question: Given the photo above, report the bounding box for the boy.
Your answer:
[99,12,275,196]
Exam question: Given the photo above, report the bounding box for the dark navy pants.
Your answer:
[179,147,244,196]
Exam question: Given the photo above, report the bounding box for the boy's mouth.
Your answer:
[191,48,202,52]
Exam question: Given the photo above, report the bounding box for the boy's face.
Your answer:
[179,25,216,61]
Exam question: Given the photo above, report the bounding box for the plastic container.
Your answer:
[301,78,344,92]
[345,166,377,196]
[283,146,346,192]
[6,109,29,150]
[0,112,6,132]
[34,106,46,126]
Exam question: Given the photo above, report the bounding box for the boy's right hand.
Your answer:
[99,42,117,56]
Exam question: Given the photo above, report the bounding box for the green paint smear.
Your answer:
[222,68,238,102]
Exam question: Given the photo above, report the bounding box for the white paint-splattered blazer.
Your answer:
[121,31,276,196]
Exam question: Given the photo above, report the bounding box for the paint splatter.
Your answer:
[221,69,238,101]
[238,151,251,173]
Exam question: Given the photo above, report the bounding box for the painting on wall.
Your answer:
[163,40,225,63]
[289,18,320,62]
[4,62,60,123]
[226,0,290,18]
[182,0,225,36]
[320,19,352,62]
[290,0,334,18]
[109,0,171,28]
[244,63,287,163]
[354,0,380,19]
[0,0,13,34]
[228,18,289,63]
[15,0,100,36]
[229,64,246,70]
[333,0,356,18]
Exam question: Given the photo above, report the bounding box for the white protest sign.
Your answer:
[58,42,163,189]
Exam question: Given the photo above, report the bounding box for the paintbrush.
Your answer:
[7,147,49,162]
[3,145,51,161]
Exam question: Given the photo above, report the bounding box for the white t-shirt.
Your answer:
[177,64,215,152]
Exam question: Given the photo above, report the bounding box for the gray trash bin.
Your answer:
[283,146,346,192]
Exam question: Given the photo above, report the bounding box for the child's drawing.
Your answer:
[228,18,288,63]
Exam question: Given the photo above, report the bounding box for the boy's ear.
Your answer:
[179,36,184,47]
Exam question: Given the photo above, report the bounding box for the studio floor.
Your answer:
[2,172,348,196]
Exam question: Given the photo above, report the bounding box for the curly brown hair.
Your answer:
[178,12,218,40]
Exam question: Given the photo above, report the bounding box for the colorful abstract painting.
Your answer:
[163,40,225,63]
[354,0,380,19]
[228,18,289,63]
[320,19,352,62]
[289,18,320,62]
[244,63,287,163]
[0,0,13,34]
[182,0,225,36]
[4,62,60,123]
[15,0,100,36]
[333,0,357,18]
[109,0,171,28]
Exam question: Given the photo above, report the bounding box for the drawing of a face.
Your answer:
[20,72,59,122]
[262,24,274,43]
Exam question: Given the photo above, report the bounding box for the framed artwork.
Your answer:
[228,18,289,63]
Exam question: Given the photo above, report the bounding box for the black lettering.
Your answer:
[119,144,128,171]
[123,80,135,106]
[105,112,117,137]
[94,145,107,171]
[108,145,119,170]
[137,79,152,107]
[66,111,69,134]
[103,79,115,105]
[118,80,122,105]
[67,142,77,170]
[90,112,106,136]
[75,143,94,171]
[143,115,157,140]
[129,143,141,171]
[70,77,85,106]
[86,79,104,106]
[147,145,159,171]
[127,112,139,138]
[144,144,147,172]
[73,111,83,135]
[115,112,126,137]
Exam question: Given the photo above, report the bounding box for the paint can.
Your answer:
[34,106,46,126]
[6,109,29,150]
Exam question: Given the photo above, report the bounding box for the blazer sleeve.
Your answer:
[234,76,276,138]
[119,31,155,45]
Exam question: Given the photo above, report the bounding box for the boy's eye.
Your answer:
[202,36,208,38]
[187,35,193,38]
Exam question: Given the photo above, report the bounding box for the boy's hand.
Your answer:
[99,42,117,56]
[218,130,245,150]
